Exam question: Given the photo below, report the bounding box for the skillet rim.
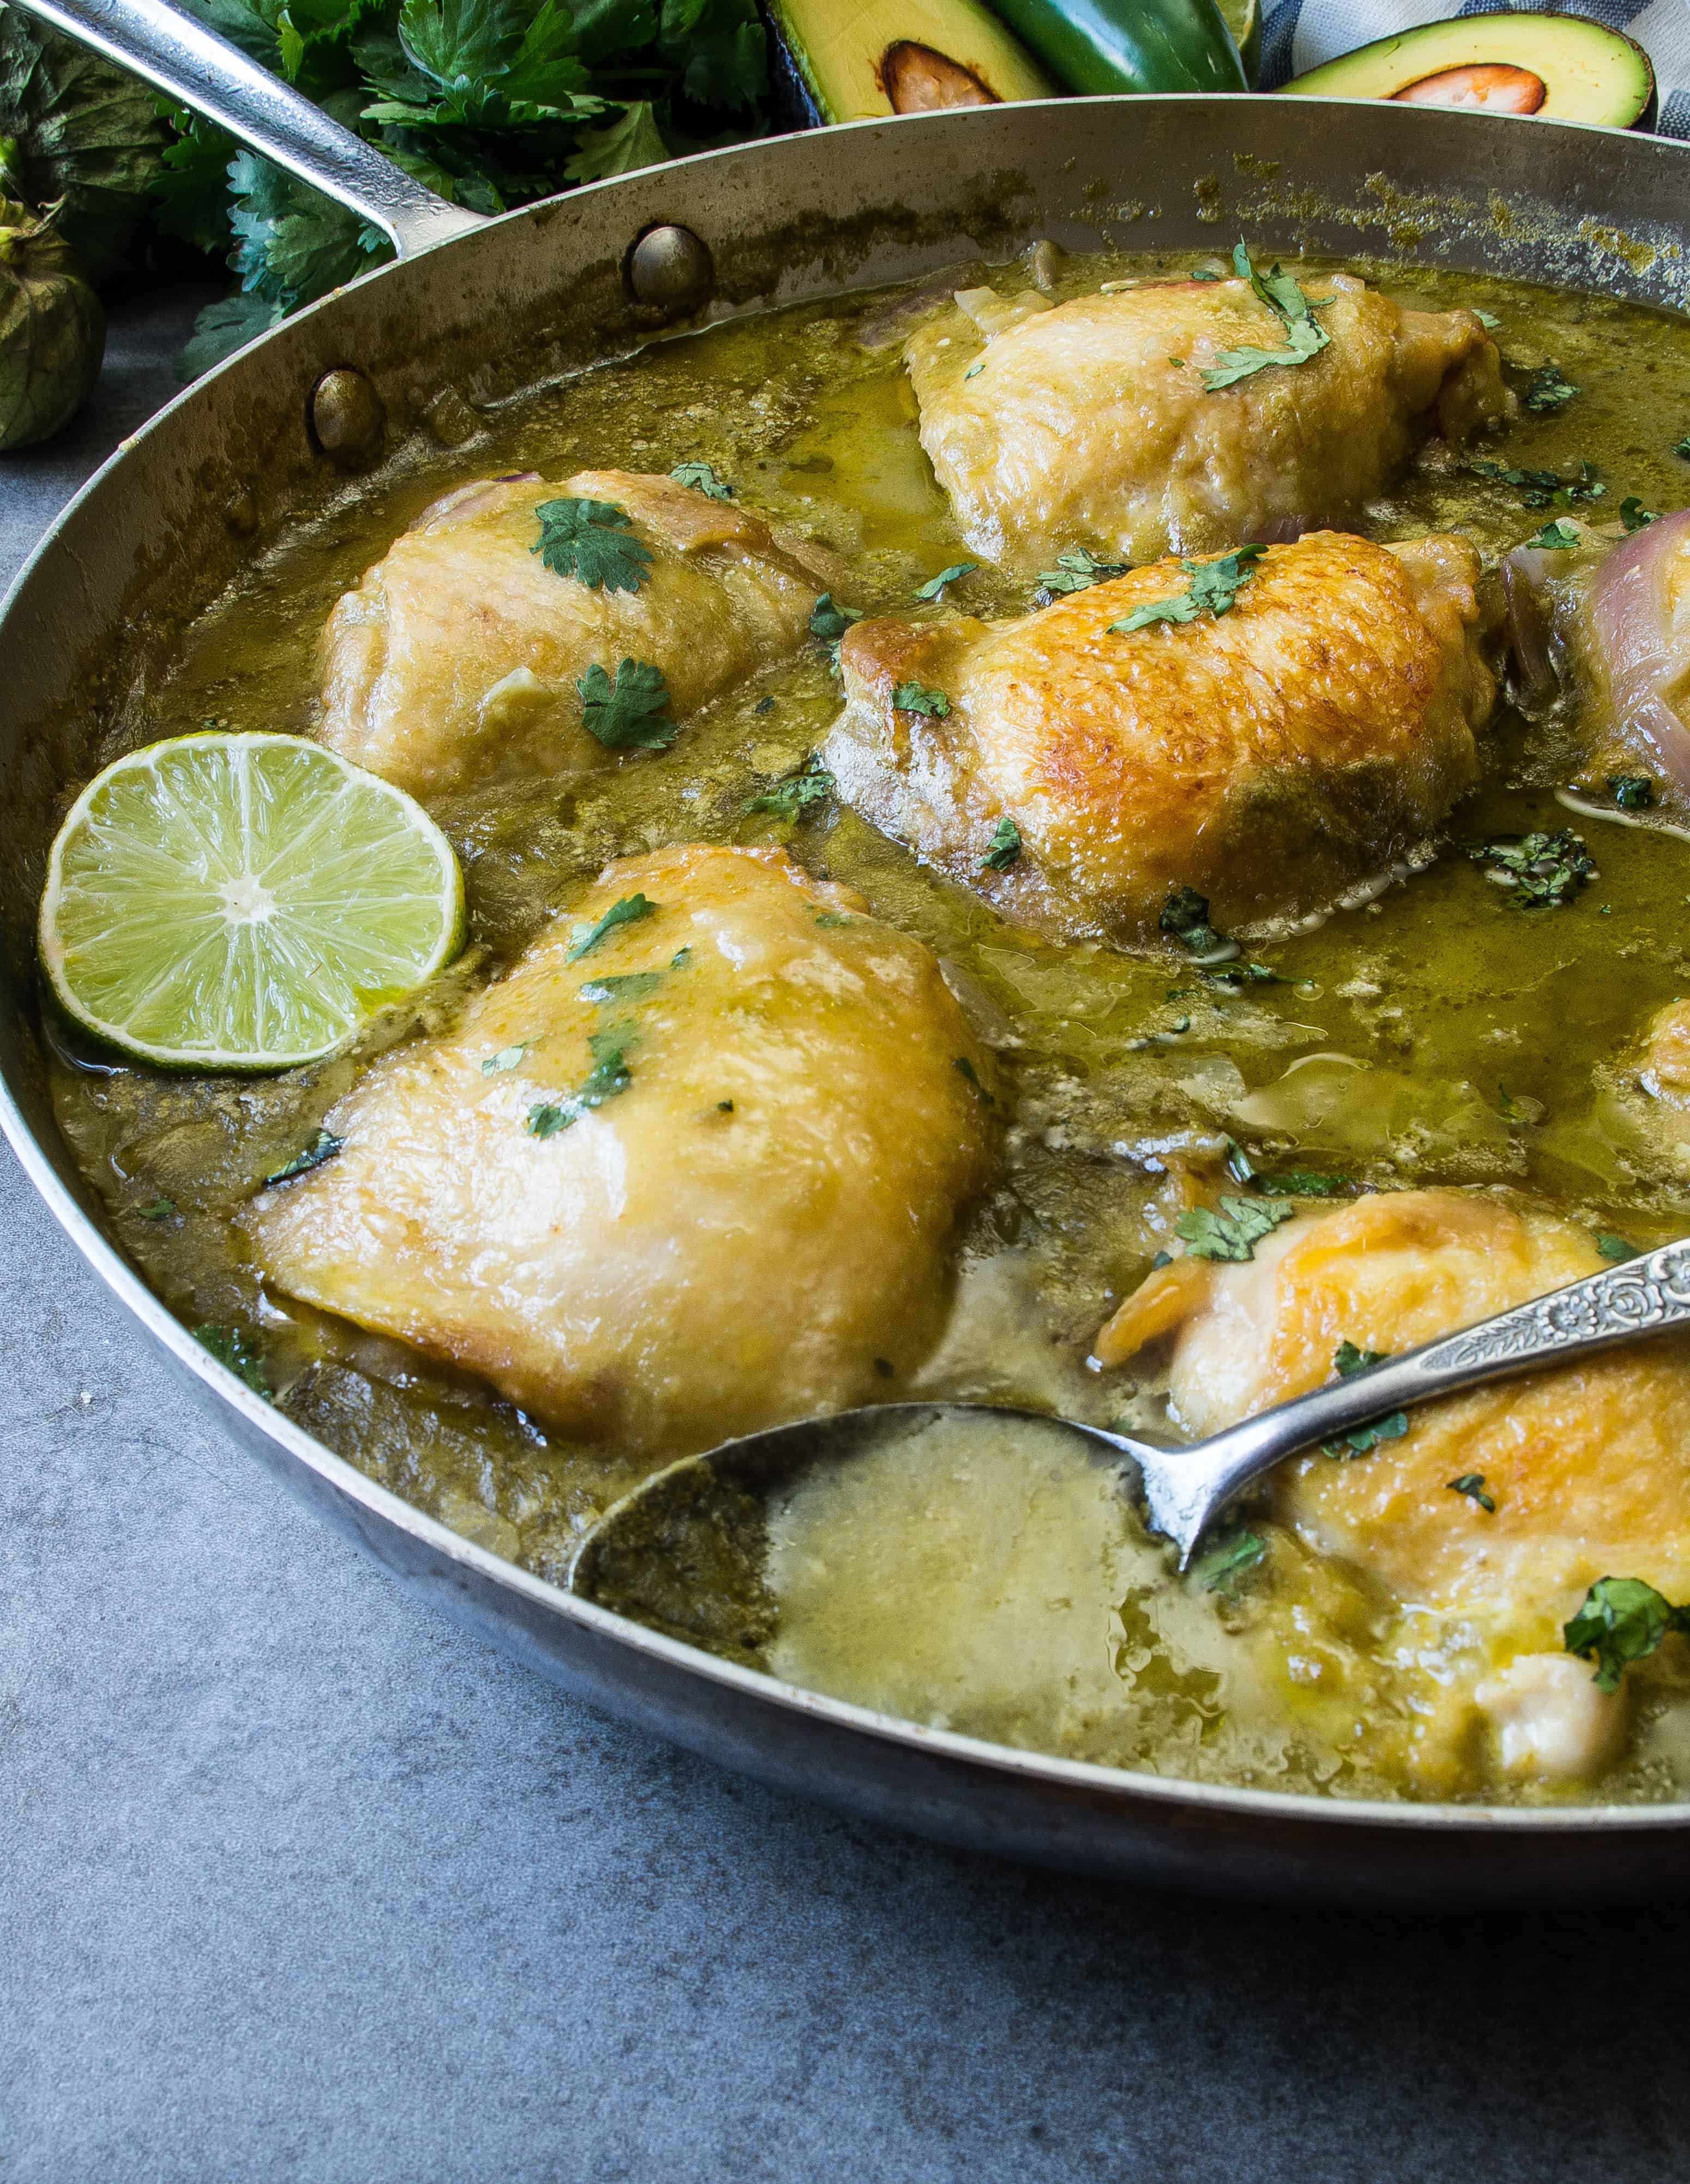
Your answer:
[7,92,1690,1855]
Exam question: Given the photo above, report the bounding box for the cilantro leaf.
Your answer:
[565,99,667,182]
[1203,315,1329,390]
[743,753,834,820]
[482,1042,535,1073]
[1321,1340,1408,1455]
[980,817,1022,871]
[1466,457,1604,509]
[1528,519,1581,551]
[225,148,388,313]
[810,592,861,671]
[670,460,733,500]
[177,291,283,382]
[194,1323,270,1397]
[1256,1169,1349,1197]
[1035,547,1132,598]
[1448,1473,1496,1512]
[1202,961,1281,989]
[528,1025,637,1137]
[1564,1576,1690,1693]
[579,972,663,1004]
[136,1197,177,1221]
[1159,886,1227,957]
[263,1127,346,1185]
[1678,434,1690,461]
[578,658,675,749]
[892,680,950,717]
[1609,774,1655,809]
[1595,1231,1638,1262]
[1522,363,1578,413]
[533,498,653,591]
[1176,1195,1296,1263]
[1474,307,1501,330]
[914,561,977,601]
[1191,1524,1267,1593]
[1112,546,1265,633]
[1469,829,1594,908]
[566,892,657,962]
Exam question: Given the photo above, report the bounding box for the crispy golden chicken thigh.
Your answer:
[1095,1190,1690,1780]
[905,274,1511,574]
[317,470,842,799]
[825,532,1496,947]
[246,844,997,1456]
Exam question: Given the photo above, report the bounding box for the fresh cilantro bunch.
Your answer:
[160,0,769,375]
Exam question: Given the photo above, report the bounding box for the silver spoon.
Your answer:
[569,1239,1690,1624]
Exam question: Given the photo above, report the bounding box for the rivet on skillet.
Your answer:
[625,224,714,312]
[309,367,387,468]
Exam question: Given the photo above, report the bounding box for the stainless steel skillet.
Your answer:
[7,0,1690,1900]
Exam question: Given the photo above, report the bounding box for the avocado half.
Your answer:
[1282,10,1656,130]
[765,0,1055,124]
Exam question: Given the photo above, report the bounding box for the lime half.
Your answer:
[40,732,464,1070]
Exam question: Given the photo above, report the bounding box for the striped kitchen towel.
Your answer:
[1259,0,1690,137]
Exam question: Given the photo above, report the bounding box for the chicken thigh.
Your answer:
[246,844,997,1456]
[1095,1188,1690,1782]
[906,272,1511,574]
[317,470,843,799]
[825,531,1497,947]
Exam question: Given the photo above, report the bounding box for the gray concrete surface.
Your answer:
[3,290,1688,2184]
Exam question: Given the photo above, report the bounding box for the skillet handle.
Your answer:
[13,0,488,259]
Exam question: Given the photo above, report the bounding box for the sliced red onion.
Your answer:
[1583,506,1690,789]
[1499,545,1559,705]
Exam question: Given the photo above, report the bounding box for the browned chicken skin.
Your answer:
[825,530,1497,948]
[906,274,1512,575]
[246,844,998,1457]
[317,470,843,799]
[1096,1190,1690,1782]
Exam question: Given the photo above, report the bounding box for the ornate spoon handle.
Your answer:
[1130,1239,1690,1560]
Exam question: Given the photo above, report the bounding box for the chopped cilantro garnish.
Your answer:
[814,914,852,929]
[1564,1575,1690,1692]
[671,948,692,968]
[1192,1524,1267,1592]
[1474,307,1501,330]
[1176,1196,1296,1263]
[1112,545,1266,634]
[1677,433,1690,460]
[744,755,835,821]
[1610,774,1655,809]
[1469,829,1594,908]
[914,562,977,601]
[136,1196,176,1221]
[1522,363,1579,413]
[1448,1474,1496,1513]
[963,361,984,381]
[1466,457,1604,509]
[263,1129,345,1187]
[1528,519,1581,552]
[1200,242,1333,389]
[981,817,1022,871]
[482,1043,534,1075]
[1201,961,1281,989]
[1257,1169,1349,1197]
[580,973,663,1005]
[893,680,951,717]
[1498,1085,1531,1125]
[527,1028,637,1139]
[1036,547,1133,598]
[577,659,675,751]
[194,1324,270,1398]
[669,462,734,502]
[953,1055,994,1105]
[1191,266,1223,281]
[532,498,653,593]
[1621,496,1658,532]
[1595,1231,1638,1262]
[567,894,657,963]
[1160,885,1228,957]
[755,695,775,715]
[1322,1340,1408,1455]
[810,594,861,644]
[1223,1136,1255,1185]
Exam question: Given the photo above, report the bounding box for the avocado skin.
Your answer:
[1285,12,1656,131]
[984,0,1246,96]
[764,5,825,129]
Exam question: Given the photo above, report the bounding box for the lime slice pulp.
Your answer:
[39,731,465,1070]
